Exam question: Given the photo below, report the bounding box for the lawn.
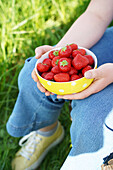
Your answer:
[0,0,90,169]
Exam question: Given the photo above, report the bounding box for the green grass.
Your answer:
[0,0,90,169]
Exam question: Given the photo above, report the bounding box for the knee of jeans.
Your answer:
[18,57,37,91]
[6,121,21,137]
[6,120,33,137]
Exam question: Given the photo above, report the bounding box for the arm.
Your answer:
[33,0,113,97]
[56,0,113,49]
[35,0,113,58]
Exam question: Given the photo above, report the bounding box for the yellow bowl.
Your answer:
[35,47,97,95]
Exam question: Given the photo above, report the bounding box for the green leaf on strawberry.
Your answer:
[58,58,71,72]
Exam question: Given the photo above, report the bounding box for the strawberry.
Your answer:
[37,63,50,72]
[68,67,78,75]
[44,72,54,80]
[69,43,78,51]
[72,49,86,58]
[71,74,80,81]
[43,58,52,68]
[54,73,70,82]
[52,56,60,67]
[67,57,72,64]
[72,54,89,70]
[59,45,72,58]
[51,65,61,74]
[48,50,59,59]
[84,55,94,65]
[72,50,82,58]
[79,49,86,55]
[78,73,83,78]
[41,72,48,78]
[58,58,71,72]
[82,65,92,76]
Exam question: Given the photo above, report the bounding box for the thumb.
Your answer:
[35,45,53,59]
[84,68,100,79]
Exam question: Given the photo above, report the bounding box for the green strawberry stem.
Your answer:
[53,50,59,56]
[61,47,67,52]
[55,59,59,65]
[61,60,68,67]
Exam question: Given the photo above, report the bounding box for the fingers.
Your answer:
[35,45,54,59]
[32,69,48,93]
[84,68,102,80]
[36,80,46,93]
[36,81,52,96]
[33,45,57,96]
[31,69,47,92]
[57,78,105,100]
[32,69,52,96]
[45,91,52,96]
[31,69,38,82]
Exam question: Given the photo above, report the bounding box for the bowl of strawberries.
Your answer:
[35,43,97,95]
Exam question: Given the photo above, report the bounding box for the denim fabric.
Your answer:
[70,26,113,156]
[61,27,113,170]
[6,56,65,137]
[6,27,113,169]
[70,83,113,156]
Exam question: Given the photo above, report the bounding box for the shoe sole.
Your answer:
[26,126,65,170]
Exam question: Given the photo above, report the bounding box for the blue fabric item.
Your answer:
[70,26,113,156]
[6,27,113,169]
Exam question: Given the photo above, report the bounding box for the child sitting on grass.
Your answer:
[6,0,113,169]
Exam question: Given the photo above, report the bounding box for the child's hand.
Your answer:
[57,63,113,100]
[32,45,54,96]
[35,45,54,59]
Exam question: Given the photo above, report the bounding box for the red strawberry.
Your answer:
[52,56,60,67]
[48,50,59,59]
[72,49,86,58]
[54,73,70,82]
[44,72,54,80]
[82,65,92,76]
[72,54,89,70]
[79,49,86,55]
[84,55,94,65]
[68,67,78,75]
[78,73,83,78]
[58,58,71,72]
[72,50,82,58]
[43,58,52,68]
[41,72,48,78]
[59,45,72,58]
[66,57,72,65]
[71,74,80,81]
[37,63,50,72]
[51,65,61,74]
[69,43,78,51]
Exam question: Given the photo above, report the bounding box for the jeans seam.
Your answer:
[8,118,55,130]
[8,121,34,129]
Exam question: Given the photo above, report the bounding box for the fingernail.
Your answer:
[32,73,37,81]
[85,72,92,79]
[34,74,38,80]
[57,96,63,99]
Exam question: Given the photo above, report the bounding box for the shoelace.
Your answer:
[18,131,42,160]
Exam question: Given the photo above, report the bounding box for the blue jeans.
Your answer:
[6,27,113,170]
